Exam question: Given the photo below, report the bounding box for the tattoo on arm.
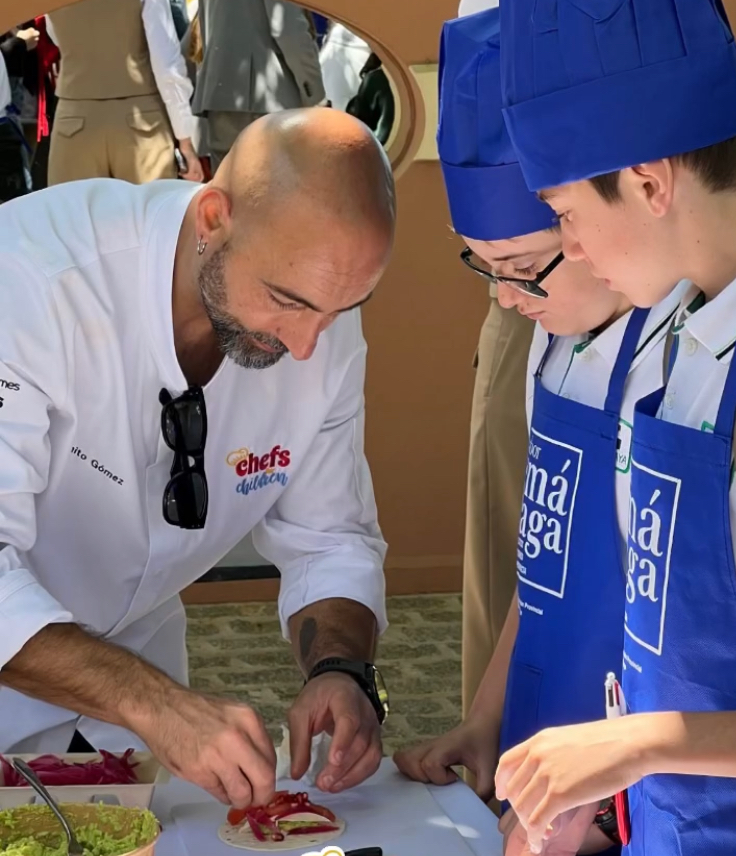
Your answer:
[292,598,377,674]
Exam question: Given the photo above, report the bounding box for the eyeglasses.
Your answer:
[159,385,208,529]
[460,247,565,299]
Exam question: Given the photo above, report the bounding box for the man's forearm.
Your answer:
[0,624,182,731]
[288,597,377,675]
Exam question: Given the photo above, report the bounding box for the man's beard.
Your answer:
[198,245,287,370]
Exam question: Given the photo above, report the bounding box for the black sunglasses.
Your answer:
[159,385,208,530]
[460,247,565,299]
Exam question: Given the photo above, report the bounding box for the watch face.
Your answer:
[372,666,390,717]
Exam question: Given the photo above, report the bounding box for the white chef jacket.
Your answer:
[525,281,690,548]
[46,0,196,141]
[0,179,387,753]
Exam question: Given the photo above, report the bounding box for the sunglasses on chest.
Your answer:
[159,385,208,529]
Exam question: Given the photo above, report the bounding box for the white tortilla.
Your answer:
[218,811,346,852]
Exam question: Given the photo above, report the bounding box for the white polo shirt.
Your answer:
[0,179,387,752]
[525,281,691,546]
[662,279,736,475]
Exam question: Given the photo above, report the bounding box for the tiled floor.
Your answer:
[186,593,462,755]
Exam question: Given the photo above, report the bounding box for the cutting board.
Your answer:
[171,770,480,856]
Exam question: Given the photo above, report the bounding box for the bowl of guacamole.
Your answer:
[0,803,160,856]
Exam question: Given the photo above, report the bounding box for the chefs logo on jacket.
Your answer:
[624,461,680,657]
[517,429,583,599]
[227,445,291,496]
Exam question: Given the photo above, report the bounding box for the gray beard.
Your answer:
[198,246,287,370]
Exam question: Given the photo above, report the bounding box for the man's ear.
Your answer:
[196,187,233,244]
[621,160,675,219]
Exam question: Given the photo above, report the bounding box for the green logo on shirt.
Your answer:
[616,419,632,474]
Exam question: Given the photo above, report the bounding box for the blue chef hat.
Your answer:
[500,0,736,192]
[437,8,557,241]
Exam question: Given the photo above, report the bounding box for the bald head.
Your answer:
[213,108,395,239]
[186,109,396,369]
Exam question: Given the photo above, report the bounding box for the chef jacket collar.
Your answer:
[142,183,202,394]
[677,279,736,362]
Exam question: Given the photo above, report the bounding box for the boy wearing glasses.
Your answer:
[394,10,685,852]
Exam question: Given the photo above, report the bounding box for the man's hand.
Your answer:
[500,805,602,856]
[1,625,276,809]
[393,718,498,801]
[17,28,40,50]
[134,688,276,808]
[495,718,647,847]
[288,672,381,793]
[177,138,204,182]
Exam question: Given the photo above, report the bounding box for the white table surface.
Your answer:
[151,758,504,856]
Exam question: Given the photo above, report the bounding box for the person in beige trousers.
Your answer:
[456,0,531,733]
[46,0,203,185]
[462,291,532,722]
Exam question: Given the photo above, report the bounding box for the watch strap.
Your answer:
[594,798,621,846]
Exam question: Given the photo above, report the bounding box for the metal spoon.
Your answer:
[11,758,85,855]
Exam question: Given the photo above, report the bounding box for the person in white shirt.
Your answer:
[496,1,736,855]
[46,0,204,184]
[319,23,371,112]
[394,12,687,854]
[0,108,394,810]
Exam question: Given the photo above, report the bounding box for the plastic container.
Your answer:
[0,754,168,811]
[0,802,161,855]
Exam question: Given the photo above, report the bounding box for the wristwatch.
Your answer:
[307,658,390,724]
[594,798,621,846]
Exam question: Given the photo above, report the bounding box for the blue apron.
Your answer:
[500,308,649,763]
[623,332,736,856]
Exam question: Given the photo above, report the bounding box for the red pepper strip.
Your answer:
[248,807,285,841]
[285,825,340,836]
[227,808,248,827]
[245,813,268,842]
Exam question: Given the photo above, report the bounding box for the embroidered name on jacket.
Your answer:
[517,430,583,599]
[227,445,292,496]
[625,461,680,657]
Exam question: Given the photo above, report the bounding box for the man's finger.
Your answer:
[200,772,231,806]
[325,705,361,776]
[288,704,314,782]
[229,738,277,807]
[241,708,278,768]
[328,738,382,792]
[219,765,254,809]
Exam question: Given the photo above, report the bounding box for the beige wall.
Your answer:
[11,0,736,590]
[1,0,485,587]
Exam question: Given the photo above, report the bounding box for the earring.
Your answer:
[196,237,207,256]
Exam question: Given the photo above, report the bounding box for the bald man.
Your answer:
[0,108,395,808]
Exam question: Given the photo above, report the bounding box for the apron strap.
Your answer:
[662,322,678,386]
[714,343,736,440]
[534,332,556,379]
[603,307,650,414]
